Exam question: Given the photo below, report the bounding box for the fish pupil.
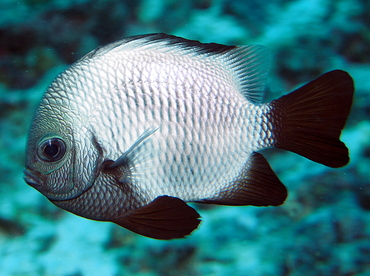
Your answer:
[37,138,66,162]
[44,142,59,157]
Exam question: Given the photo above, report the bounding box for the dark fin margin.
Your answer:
[88,33,236,61]
[134,33,237,55]
[197,152,287,207]
[112,196,201,240]
[269,70,354,168]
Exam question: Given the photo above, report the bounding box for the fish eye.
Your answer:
[37,138,66,162]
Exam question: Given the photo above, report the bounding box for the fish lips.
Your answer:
[23,167,79,200]
[23,168,45,188]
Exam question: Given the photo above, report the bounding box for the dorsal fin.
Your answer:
[87,33,270,104]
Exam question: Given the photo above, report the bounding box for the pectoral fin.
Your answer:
[112,196,201,240]
[108,128,158,169]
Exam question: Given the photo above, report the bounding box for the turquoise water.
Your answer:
[0,0,369,275]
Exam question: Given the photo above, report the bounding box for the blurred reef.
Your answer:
[0,0,369,275]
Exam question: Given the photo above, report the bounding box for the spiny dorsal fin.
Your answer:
[197,152,287,206]
[112,196,201,240]
[88,33,270,104]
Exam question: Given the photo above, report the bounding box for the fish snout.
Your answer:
[23,168,45,188]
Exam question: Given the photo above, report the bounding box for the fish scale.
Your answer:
[24,33,354,239]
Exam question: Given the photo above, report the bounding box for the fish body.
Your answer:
[24,34,354,239]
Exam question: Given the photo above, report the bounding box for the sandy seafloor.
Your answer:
[0,0,369,275]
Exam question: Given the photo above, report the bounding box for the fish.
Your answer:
[24,33,354,240]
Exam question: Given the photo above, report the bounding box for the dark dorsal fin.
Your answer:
[112,196,201,240]
[130,33,237,55]
[197,152,287,206]
[89,33,236,59]
[86,33,270,104]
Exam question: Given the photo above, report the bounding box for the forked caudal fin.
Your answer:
[268,70,354,168]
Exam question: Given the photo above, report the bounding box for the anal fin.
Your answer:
[112,196,201,240]
[197,152,287,206]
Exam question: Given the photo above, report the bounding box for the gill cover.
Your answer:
[24,83,101,201]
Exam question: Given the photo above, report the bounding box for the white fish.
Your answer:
[24,34,354,239]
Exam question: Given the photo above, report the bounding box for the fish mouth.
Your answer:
[23,168,45,187]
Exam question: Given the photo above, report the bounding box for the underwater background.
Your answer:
[0,0,369,275]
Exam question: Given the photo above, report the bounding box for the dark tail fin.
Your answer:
[269,70,354,168]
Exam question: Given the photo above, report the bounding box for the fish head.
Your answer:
[24,82,101,201]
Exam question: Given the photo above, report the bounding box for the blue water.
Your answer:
[0,0,369,275]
